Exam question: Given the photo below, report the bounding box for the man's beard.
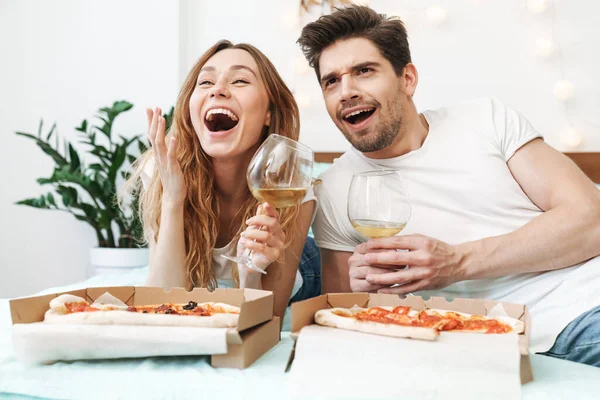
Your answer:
[337,95,403,153]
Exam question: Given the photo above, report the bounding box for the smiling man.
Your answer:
[297,5,600,366]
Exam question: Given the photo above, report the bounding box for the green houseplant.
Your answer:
[15,101,172,274]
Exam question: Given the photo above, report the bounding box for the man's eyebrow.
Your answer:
[320,71,337,86]
[319,61,382,85]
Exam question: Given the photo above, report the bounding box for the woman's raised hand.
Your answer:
[146,107,186,206]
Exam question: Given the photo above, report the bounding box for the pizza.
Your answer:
[44,294,240,328]
[314,305,525,341]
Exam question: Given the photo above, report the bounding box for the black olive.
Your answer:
[143,310,148,313]
[165,309,173,314]
[183,301,197,310]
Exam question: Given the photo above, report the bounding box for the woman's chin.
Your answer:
[201,139,248,160]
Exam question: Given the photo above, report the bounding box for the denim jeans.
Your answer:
[538,305,600,368]
[289,236,322,304]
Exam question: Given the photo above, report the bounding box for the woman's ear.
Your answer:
[264,108,272,127]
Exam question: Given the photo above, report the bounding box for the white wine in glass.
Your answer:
[221,134,314,273]
[351,220,407,238]
[348,170,411,239]
[250,187,308,209]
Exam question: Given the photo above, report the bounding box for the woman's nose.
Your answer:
[209,80,231,99]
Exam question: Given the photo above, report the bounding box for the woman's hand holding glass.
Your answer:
[236,203,286,276]
[222,134,314,274]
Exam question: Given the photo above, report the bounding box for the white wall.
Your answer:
[1,0,598,297]
[0,0,180,297]
[181,0,600,152]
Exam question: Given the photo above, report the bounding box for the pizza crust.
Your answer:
[49,294,88,315]
[314,308,439,341]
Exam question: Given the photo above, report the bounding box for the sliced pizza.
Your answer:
[315,305,524,341]
[45,294,240,328]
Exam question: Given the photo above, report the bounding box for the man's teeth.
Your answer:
[206,108,239,122]
[345,108,375,119]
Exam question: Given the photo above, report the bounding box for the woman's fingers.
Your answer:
[239,238,266,252]
[260,202,279,219]
[245,214,283,235]
[145,108,153,131]
[166,136,178,170]
[241,229,270,242]
[155,113,167,162]
[241,228,284,246]
[147,108,159,148]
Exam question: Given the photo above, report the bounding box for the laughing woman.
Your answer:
[126,40,320,320]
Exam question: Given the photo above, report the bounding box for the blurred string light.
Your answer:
[527,0,549,14]
[292,1,582,148]
[295,92,313,109]
[426,6,447,26]
[530,0,582,149]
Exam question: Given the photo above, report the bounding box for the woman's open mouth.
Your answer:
[204,108,239,132]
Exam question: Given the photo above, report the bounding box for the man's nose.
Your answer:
[339,75,361,103]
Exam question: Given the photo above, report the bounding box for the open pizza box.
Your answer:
[9,286,280,369]
[287,293,533,384]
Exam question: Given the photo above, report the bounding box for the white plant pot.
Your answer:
[89,247,149,277]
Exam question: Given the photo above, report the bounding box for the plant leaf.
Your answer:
[36,177,55,185]
[137,138,148,154]
[15,132,68,167]
[88,163,104,172]
[108,144,126,183]
[37,119,43,138]
[46,193,56,207]
[75,119,88,133]
[56,185,78,208]
[68,144,81,171]
[16,195,49,209]
[46,123,56,142]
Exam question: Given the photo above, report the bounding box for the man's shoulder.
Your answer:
[423,97,506,135]
[425,97,498,119]
[318,149,364,182]
[314,149,364,201]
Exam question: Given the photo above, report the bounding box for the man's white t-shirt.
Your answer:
[313,97,600,352]
[141,160,316,297]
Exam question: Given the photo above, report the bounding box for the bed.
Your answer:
[315,151,600,184]
[1,151,600,399]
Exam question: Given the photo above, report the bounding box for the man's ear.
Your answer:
[264,108,272,126]
[402,63,419,97]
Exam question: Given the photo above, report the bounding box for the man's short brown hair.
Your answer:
[297,5,411,81]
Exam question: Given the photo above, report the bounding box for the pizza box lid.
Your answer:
[288,293,532,384]
[9,286,274,336]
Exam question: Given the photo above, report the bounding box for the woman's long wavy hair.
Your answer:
[125,40,301,290]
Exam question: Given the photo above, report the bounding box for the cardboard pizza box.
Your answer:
[288,293,533,384]
[9,286,279,369]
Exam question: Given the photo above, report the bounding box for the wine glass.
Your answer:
[221,134,314,273]
[348,169,411,239]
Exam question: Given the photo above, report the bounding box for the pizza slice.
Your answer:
[45,294,240,328]
[315,305,524,341]
[315,306,439,341]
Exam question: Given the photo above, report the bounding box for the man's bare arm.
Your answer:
[363,139,600,294]
[321,248,352,293]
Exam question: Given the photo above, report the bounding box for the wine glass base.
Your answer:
[221,254,267,275]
